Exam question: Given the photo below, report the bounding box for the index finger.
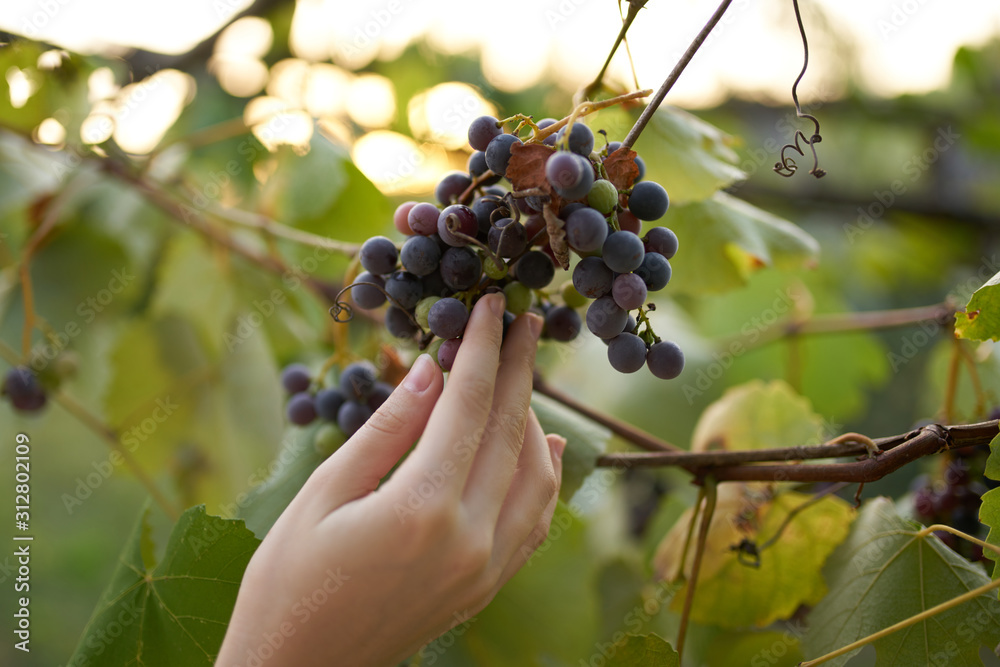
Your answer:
[397,292,506,490]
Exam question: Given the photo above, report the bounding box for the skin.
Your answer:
[217,293,566,666]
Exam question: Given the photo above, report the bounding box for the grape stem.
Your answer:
[622,0,735,150]
[595,420,1000,483]
[532,374,682,452]
[576,0,650,104]
[675,477,717,662]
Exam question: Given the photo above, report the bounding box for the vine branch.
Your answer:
[622,0,734,150]
[596,420,1000,483]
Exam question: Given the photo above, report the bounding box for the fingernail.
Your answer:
[551,436,567,460]
[526,313,544,340]
[486,292,505,318]
[403,354,434,393]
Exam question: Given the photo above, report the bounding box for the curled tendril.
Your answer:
[327,281,427,335]
[774,0,826,179]
[729,538,762,568]
[444,213,506,273]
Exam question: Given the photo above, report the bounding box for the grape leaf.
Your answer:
[151,233,236,355]
[604,633,679,666]
[604,147,640,191]
[68,505,259,666]
[591,105,746,204]
[506,141,556,194]
[531,392,610,502]
[238,422,340,539]
[666,192,820,295]
[691,379,827,452]
[654,485,854,627]
[979,434,1000,581]
[955,270,1000,341]
[802,497,1000,666]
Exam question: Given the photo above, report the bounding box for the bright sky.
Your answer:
[2,0,999,106]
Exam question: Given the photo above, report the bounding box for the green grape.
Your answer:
[587,179,619,215]
[484,256,508,279]
[504,281,533,315]
[313,422,343,456]
[561,281,588,308]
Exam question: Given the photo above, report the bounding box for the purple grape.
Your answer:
[468,115,502,151]
[635,252,671,291]
[428,297,469,339]
[359,236,399,275]
[437,338,462,371]
[408,202,441,236]
[435,172,473,206]
[2,367,47,413]
[351,272,387,309]
[485,134,522,177]
[437,204,478,247]
[286,392,318,425]
[338,401,372,436]
[385,271,423,310]
[339,361,377,401]
[544,306,582,342]
[385,306,419,338]
[468,151,489,178]
[514,251,555,289]
[315,388,346,422]
[545,152,594,201]
[440,247,482,291]
[367,381,394,411]
[572,256,614,298]
[565,207,609,253]
[602,231,645,273]
[586,295,628,339]
[556,123,595,156]
[628,181,669,221]
[400,235,442,277]
[647,341,684,379]
[487,218,528,257]
[281,363,312,394]
[607,333,647,373]
[612,273,648,310]
[644,226,678,259]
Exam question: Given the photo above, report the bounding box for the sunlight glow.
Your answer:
[34,117,65,145]
[113,69,194,154]
[6,67,37,109]
[345,74,396,129]
[351,130,451,195]
[407,83,497,150]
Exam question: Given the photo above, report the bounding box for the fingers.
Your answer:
[302,355,443,514]
[490,413,565,566]
[495,433,565,588]
[462,313,543,520]
[396,294,506,494]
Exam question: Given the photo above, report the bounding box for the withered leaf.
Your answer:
[605,147,640,190]
[543,204,570,270]
[506,142,554,193]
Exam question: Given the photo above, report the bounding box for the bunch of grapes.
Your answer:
[912,448,992,560]
[340,112,684,379]
[280,361,394,445]
[2,366,48,414]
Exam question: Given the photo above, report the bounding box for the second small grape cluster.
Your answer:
[344,113,684,379]
[281,361,393,444]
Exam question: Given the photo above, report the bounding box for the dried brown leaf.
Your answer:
[605,147,640,190]
[543,204,570,270]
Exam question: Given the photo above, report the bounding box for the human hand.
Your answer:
[216,293,566,666]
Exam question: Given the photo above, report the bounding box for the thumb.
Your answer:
[307,355,443,510]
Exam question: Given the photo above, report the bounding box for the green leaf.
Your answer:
[979,436,1000,581]
[238,423,341,539]
[691,379,826,452]
[955,270,1000,341]
[591,106,746,204]
[803,497,1000,666]
[265,134,392,241]
[151,233,237,355]
[654,486,854,628]
[985,434,1000,482]
[531,392,610,502]
[604,633,679,667]
[667,192,820,295]
[701,628,803,667]
[68,505,260,666]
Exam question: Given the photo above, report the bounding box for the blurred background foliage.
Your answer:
[0,0,999,664]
